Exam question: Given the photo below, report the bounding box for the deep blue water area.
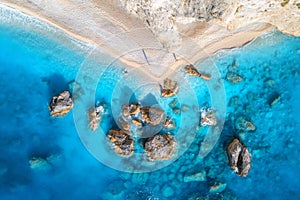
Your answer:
[1,11,300,200]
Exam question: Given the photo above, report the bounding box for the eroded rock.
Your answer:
[227,138,251,177]
[49,91,73,116]
[161,78,179,97]
[89,105,104,131]
[200,108,217,126]
[235,116,256,131]
[108,130,134,157]
[144,134,176,160]
[122,103,140,117]
[226,72,243,84]
[140,107,165,126]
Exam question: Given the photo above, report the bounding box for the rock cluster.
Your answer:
[49,91,73,116]
[184,64,211,80]
[89,105,104,131]
[200,108,217,126]
[144,134,176,160]
[160,78,179,97]
[227,138,251,177]
[108,130,134,157]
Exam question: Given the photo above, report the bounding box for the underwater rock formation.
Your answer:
[184,64,211,80]
[184,170,207,182]
[160,78,179,97]
[49,90,73,116]
[89,105,104,131]
[144,134,176,160]
[140,107,165,126]
[235,116,256,131]
[108,130,134,157]
[227,138,251,177]
[200,108,217,126]
[209,182,227,193]
[122,103,140,117]
[226,72,243,84]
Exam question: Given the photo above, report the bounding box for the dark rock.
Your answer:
[49,91,73,116]
[235,116,255,131]
[89,105,104,131]
[161,78,179,97]
[122,103,140,117]
[227,138,251,177]
[140,107,165,126]
[144,134,176,160]
[225,72,243,84]
[108,130,134,157]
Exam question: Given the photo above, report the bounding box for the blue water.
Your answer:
[1,10,300,200]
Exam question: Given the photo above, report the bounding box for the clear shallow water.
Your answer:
[0,14,300,200]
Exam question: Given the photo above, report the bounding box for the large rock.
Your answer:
[122,103,140,117]
[108,130,134,157]
[140,107,165,126]
[227,138,251,177]
[89,105,104,131]
[49,91,73,116]
[161,78,179,97]
[200,108,217,126]
[144,134,176,160]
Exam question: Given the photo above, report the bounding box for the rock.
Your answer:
[144,134,176,160]
[131,118,142,126]
[49,91,73,116]
[200,108,217,126]
[122,103,140,117]
[184,64,211,80]
[209,182,227,193]
[88,105,104,131]
[235,116,255,131]
[227,138,251,177]
[163,117,176,130]
[29,157,51,171]
[161,78,179,97]
[225,72,243,84]
[162,185,174,198]
[119,117,130,130]
[184,170,207,182]
[267,92,281,107]
[108,130,134,157]
[140,107,165,126]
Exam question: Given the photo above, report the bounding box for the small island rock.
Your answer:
[49,91,73,116]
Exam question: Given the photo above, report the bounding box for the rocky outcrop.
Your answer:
[227,138,251,177]
[160,78,179,97]
[144,134,176,160]
[89,105,104,131]
[108,130,134,157]
[49,91,73,117]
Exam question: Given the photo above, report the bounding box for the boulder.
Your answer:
[200,108,217,126]
[225,72,243,84]
[235,116,255,131]
[89,105,104,131]
[108,130,134,157]
[161,78,179,97]
[140,107,165,126]
[144,134,176,160]
[227,138,251,177]
[122,103,140,117]
[49,91,73,116]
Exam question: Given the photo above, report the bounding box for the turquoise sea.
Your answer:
[0,5,300,200]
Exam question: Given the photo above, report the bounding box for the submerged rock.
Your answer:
[184,64,211,80]
[144,134,176,160]
[89,105,104,131]
[108,130,134,157]
[209,182,227,193]
[225,72,243,84]
[200,108,217,126]
[227,138,251,177]
[267,92,281,107]
[161,78,179,97]
[235,116,256,131]
[140,107,165,126]
[184,170,207,182]
[49,91,73,116]
[122,103,140,117]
